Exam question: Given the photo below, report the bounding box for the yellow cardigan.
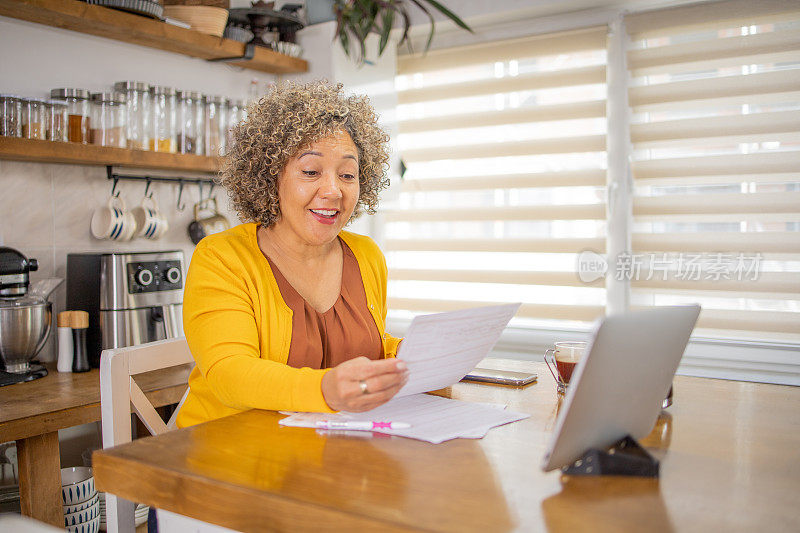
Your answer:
[176,223,402,428]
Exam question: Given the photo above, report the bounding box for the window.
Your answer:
[385,0,799,347]
[626,0,800,342]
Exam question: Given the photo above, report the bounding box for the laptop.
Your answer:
[541,305,701,472]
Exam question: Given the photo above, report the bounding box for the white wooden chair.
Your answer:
[99,337,194,533]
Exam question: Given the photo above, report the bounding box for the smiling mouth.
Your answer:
[309,209,339,219]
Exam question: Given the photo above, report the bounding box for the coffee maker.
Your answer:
[67,251,185,367]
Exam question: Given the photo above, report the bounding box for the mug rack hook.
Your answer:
[144,178,153,199]
[111,176,120,198]
[177,180,186,212]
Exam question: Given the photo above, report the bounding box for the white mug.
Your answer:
[119,208,138,241]
[91,196,133,241]
[133,196,168,240]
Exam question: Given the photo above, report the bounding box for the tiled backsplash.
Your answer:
[0,159,240,362]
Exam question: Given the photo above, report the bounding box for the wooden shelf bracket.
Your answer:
[207,42,256,63]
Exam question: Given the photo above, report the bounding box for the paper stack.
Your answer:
[280,304,530,444]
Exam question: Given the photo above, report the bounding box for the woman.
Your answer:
[176,81,407,428]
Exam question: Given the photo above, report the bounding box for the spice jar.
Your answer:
[0,95,22,137]
[149,85,177,153]
[114,81,150,150]
[90,92,127,148]
[204,95,228,157]
[22,98,46,140]
[226,98,243,150]
[48,100,68,142]
[176,90,204,155]
[50,88,91,143]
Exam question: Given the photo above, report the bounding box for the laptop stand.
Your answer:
[561,435,659,477]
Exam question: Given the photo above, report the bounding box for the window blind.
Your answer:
[388,27,609,328]
[625,0,800,341]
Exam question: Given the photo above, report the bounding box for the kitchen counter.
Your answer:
[0,362,191,527]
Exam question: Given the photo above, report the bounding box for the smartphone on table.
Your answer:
[462,368,538,386]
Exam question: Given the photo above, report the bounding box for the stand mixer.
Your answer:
[0,247,57,386]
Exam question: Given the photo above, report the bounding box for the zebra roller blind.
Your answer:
[626,0,800,341]
[389,27,609,328]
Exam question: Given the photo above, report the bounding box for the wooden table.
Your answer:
[93,360,800,532]
[0,363,191,527]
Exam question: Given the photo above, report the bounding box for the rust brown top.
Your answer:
[267,240,382,369]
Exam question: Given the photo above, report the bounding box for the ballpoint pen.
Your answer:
[315,421,411,430]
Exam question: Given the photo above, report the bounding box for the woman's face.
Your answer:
[274,131,360,248]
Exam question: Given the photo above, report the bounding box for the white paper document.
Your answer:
[280,394,529,444]
[395,303,521,397]
[280,304,529,443]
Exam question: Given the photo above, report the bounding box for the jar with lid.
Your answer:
[226,99,243,150]
[114,81,150,150]
[50,88,91,143]
[0,95,22,137]
[149,85,177,153]
[176,90,204,155]
[22,99,46,140]
[90,92,127,148]
[48,100,68,142]
[204,95,228,157]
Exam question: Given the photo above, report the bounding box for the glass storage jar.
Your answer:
[51,88,91,143]
[226,98,243,150]
[41,100,52,140]
[0,95,23,137]
[90,92,127,148]
[149,85,177,153]
[204,95,227,157]
[22,99,46,140]
[176,90,204,155]
[48,100,68,142]
[114,81,150,150]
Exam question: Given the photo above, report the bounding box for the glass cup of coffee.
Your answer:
[543,341,587,394]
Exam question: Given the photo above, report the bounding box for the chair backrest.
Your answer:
[99,337,194,533]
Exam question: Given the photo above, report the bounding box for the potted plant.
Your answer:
[329,0,473,62]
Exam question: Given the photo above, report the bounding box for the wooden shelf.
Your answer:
[0,137,220,173]
[0,0,308,74]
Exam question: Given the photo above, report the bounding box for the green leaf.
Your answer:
[331,0,472,62]
[422,0,473,32]
[397,3,411,49]
[339,26,352,59]
[379,8,395,54]
[408,0,435,51]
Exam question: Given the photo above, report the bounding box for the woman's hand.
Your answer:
[321,357,409,412]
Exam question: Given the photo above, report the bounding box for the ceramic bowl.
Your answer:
[61,466,95,505]
[65,500,100,527]
[67,513,100,533]
[64,492,99,514]
[274,41,302,58]
[223,25,253,43]
[97,498,148,529]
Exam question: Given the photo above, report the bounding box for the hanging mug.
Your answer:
[188,197,230,245]
[133,195,169,240]
[91,195,135,241]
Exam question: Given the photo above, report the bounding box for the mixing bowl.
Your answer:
[0,297,52,373]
